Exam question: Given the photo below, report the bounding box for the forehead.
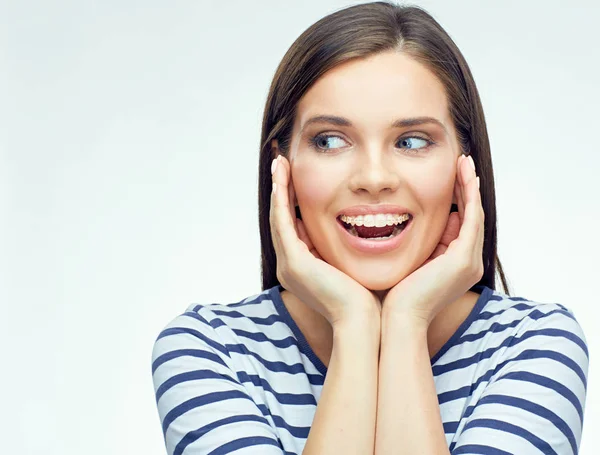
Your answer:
[296,51,450,133]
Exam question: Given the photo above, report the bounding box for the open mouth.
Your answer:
[336,214,412,241]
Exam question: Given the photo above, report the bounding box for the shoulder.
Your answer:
[479,288,589,386]
[483,288,587,344]
[151,287,282,370]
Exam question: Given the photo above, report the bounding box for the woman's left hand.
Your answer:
[381,153,485,328]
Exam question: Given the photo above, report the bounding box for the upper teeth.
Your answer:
[341,213,410,227]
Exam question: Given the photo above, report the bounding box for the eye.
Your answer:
[397,135,435,154]
[308,133,435,154]
[308,133,348,152]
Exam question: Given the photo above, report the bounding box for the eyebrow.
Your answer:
[299,114,448,136]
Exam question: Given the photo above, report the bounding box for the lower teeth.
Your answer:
[348,224,404,240]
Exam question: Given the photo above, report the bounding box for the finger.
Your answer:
[270,156,301,260]
[455,155,465,224]
[467,176,485,270]
[454,178,465,225]
[439,211,461,248]
[457,155,483,254]
[297,218,322,259]
[287,162,299,236]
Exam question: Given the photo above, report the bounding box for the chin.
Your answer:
[348,266,407,291]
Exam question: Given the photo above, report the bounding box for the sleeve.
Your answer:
[451,307,589,455]
[151,309,284,455]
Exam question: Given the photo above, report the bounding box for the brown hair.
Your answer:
[257,1,511,295]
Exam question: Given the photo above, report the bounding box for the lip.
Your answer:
[336,204,412,217]
[336,215,413,254]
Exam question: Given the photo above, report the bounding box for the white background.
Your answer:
[2,0,598,453]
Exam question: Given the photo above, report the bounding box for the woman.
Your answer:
[152,2,589,454]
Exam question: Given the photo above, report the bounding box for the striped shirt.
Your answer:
[151,283,589,455]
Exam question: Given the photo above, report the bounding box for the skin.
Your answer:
[275,50,482,365]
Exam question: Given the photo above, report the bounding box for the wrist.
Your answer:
[332,308,381,338]
[381,306,429,334]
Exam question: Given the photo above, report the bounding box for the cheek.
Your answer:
[413,160,456,205]
[291,162,335,211]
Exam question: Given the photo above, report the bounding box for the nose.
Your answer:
[348,149,401,196]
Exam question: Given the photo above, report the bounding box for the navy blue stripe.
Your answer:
[187,293,288,325]
[152,348,227,374]
[434,326,587,386]
[438,384,472,405]
[226,344,324,376]
[239,371,321,403]
[270,412,311,438]
[438,349,586,406]
[207,436,281,455]
[452,311,586,359]
[507,295,533,302]
[228,293,280,308]
[161,385,314,441]
[455,318,521,344]
[232,328,299,349]
[155,332,321,378]
[478,302,537,320]
[242,369,324,388]
[155,369,239,402]
[499,371,584,423]
[190,293,277,313]
[452,444,513,454]
[515,328,587,359]
[511,350,586,388]
[157,327,230,357]
[556,303,569,312]
[211,313,283,328]
[462,418,557,455]
[434,325,586,376]
[162,390,260,435]
[462,394,577,455]
[173,414,277,455]
[444,421,459,433]
[528,308,576,323]
[185,308,285,327]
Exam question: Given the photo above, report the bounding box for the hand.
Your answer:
[270,154,381,327]
[381,154,485,327]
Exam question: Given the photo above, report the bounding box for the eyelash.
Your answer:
[307,133,436,154]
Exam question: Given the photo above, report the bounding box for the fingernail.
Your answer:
[271,157,278,175]
[476,176,480,189]
[272,182,277,194]
[468,155,475,170]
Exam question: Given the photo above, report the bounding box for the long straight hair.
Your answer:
[257,1,511,295]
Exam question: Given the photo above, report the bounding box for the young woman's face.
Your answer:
[283,51,462,291]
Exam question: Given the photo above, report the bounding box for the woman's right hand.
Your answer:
[269,154,381,328]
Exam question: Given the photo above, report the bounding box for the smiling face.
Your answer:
[281,50,462,292]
